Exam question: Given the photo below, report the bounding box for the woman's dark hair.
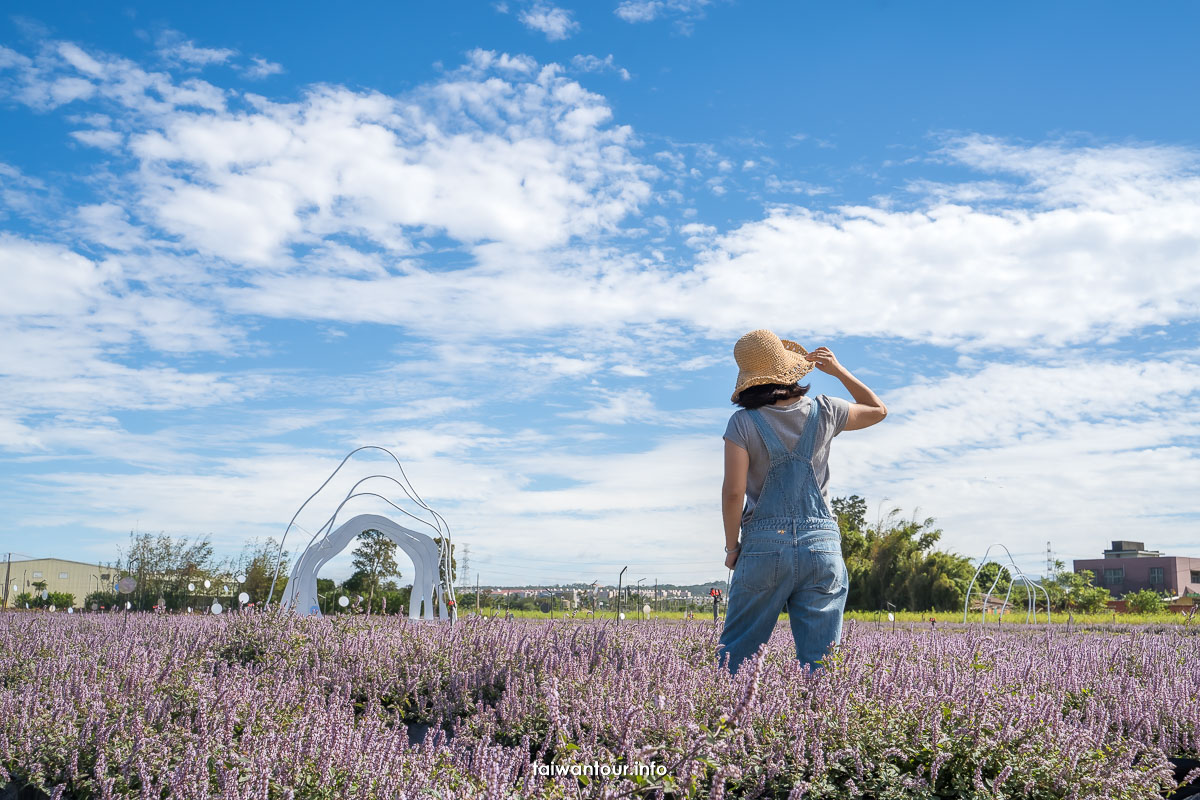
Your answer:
[733,382,810,410]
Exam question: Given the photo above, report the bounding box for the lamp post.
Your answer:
[616,567,628,624]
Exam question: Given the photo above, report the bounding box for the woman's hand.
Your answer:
[724,548,739,570]
[805,346,845,376]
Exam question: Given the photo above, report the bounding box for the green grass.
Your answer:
[465,607,1197,625]
[845,609,1195,625]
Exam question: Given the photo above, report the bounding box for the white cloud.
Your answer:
[519,3,580,40]
[0,236,245,432]
[156,32,236,67]
[77,53,649,263]
[562,388,725,426]
[615,0,712,25]
[242,57,284,80]
[69,128,123,149]
[831,357,1200,565]
[683,137,1200,348]
[571,54,632,80]
[220,132,1200,350]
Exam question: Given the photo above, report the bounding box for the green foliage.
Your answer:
[118,530,218,611]
[1125,588,1166,615]
[84,591,120,610]
[24,591,74,609]
[1009,564,1112,613]
[833,498,975,612]
[351,529,401,611]
[237,537,288,605]
[433,536,457,585]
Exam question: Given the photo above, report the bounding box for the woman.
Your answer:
[718,330,887,674]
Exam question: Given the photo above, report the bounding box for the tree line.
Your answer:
[40,501,1136,616]
[831,495,1114,613]
[79,532,290,612]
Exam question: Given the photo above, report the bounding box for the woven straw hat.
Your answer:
[730,329,813,402]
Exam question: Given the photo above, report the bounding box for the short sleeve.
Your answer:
[821,395,851,438]
[723,411,748,449]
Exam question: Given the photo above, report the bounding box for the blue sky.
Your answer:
[2,1,1199,590]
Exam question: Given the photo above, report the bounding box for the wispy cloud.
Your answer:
[242,56,284,79]
[571,53,632,80]
[519,3,580,40]
[155,31,236,67]
[615,0,714,31]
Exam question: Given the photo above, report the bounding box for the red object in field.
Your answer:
[710,588,721,598]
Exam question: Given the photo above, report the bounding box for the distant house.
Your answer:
[1074,541,1200,597]
[3,557,117,608]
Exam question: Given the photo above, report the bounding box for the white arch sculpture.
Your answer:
[281,514,447,619]
[963,543,1052,624]
[267,445,457,620]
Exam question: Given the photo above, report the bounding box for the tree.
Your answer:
[28,591,73,609]
[237,537,288,605]
[433,537,457,586]
[84,590,118,611]
[351,529,400,614]
[1125,588,1165,615]
[1008,563,1111,613]
[118,531,217,611]
[832,498,975,612]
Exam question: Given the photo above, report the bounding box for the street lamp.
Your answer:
[616,567,628,624]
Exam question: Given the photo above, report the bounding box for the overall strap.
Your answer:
[747,408,788,461]
[797,398,822,458]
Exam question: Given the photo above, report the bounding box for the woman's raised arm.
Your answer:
[806,346,888,431]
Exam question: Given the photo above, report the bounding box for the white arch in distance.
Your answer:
[281,513,447,620]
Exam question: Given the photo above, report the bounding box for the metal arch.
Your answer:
[267,446,456,612]
[280,514,444,619]
[280,490,445,611]
[963,544,1054,624]
[293,477,443,570]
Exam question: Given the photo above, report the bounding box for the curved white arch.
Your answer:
[280,513,447,620]
[963,544,1052,624]
[267,446,456,613]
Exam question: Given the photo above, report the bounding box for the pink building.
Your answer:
[1074,541,1200,597]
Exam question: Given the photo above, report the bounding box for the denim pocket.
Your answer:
[809,547,846,595]
[733,550,779,593]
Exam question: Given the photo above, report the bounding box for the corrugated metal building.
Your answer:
[2,557,118,608]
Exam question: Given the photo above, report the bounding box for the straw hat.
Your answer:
[731,329,813,402]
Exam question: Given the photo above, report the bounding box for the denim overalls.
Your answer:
[718,399,848,674]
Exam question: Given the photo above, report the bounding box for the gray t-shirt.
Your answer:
[723,394,851,525]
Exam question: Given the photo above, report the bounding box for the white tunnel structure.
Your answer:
[281,513,448,619]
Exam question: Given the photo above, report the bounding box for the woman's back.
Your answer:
[723,394,850,525]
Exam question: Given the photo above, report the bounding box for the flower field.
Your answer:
[2,613,1198,799]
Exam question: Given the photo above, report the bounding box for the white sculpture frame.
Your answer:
[280,513,446,619]
[267,446,457,620]
[963,543,1052,624]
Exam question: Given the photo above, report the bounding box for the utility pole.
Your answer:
[616,566,627,624]
[654,578,658,613]
[1045,541,1053,581]
[476,574,480,616]
[2,553,11,609]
